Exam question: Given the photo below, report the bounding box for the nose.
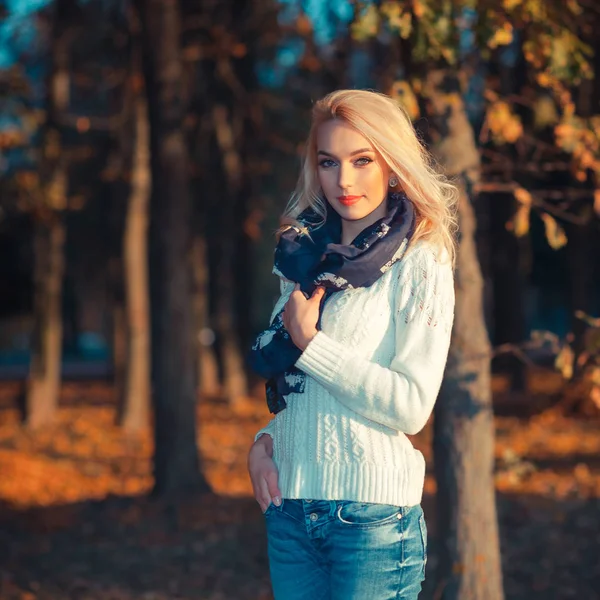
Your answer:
[338,163,354,191]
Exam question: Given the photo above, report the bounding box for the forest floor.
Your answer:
[0,371,599,600]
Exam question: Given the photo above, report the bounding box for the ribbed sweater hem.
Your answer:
[276,457,426,507]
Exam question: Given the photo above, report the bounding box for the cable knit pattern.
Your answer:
[254,241,455,507]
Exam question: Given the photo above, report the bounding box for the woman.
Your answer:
[247,89,457,600]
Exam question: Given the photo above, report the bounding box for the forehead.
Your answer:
[316,120,373,153]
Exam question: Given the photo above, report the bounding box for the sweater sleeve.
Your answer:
[294,246,455,435]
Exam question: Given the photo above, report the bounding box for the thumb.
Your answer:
[310,286,325,301]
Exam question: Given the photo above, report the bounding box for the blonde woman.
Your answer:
[247,89,457,600]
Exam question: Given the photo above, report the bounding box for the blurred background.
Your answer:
[0,0,599,599]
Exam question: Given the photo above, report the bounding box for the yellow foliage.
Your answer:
[381,1,412,38]
[488,23,513,49]
[390,81,420,120]
[486,101,523,145]
[507,204,530,238]
[536,72,552,88]
[507,187,532,238]
[555,344,574,380]
[533,96,559,130]
[351,4,380,42]
[413,0,425,19]
[514,187,533,207]
[540,213,568,250]
[502,0,522,10]
[555,110,600,178]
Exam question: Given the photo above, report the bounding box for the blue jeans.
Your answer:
[263,499,427,600]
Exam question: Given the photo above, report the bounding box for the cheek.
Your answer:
[318,169,336,191]
[362,168,386,193]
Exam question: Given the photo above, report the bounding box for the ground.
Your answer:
[0,371,598,599]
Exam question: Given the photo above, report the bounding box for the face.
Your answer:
[316,119,392,227]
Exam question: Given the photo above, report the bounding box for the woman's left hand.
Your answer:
[283,284,325,351]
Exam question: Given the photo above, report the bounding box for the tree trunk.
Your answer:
[425,70,504,600]
[25,0,72,428]
[192,236,220,397]
[210,104,248,402]
[118,94,151,432]
[26,217,66,428]
[136,0,209,496]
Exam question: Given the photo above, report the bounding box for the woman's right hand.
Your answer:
[248,434,282,513]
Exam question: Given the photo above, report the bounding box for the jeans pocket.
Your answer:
[336,501,402,528]
[418,511,428,576]
[263,502,275,516]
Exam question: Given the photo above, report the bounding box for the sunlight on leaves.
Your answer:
[540,213,567,250]
[555,344,574,380]
[506,187,532,237]
[381,1,412,38]
[390,80,420,120]
[486,101,523,145]
[533,95,559,130]
[488,23,513,49]
[351,4,380,42]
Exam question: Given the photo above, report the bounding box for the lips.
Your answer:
[337,195,362,206]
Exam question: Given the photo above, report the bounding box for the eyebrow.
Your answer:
[317,148,374,158]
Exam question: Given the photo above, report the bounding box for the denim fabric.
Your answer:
[263,499,427,600]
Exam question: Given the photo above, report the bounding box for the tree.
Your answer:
[118,87,151,432]
[115,11,151,433]
[25,0,77,428]
[425,70,504,599]
[135,0,209,495]
[348,1,599,597]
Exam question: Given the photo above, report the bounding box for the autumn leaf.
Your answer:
[488,23,513,49]
[381,1,412,38]
[486,101,523,145]
[390,80,420,120]
[514,187,533,207]
[533,96,559,130]
[351,5,380,42]
[507,204,530,237]
[506,187,533,237]
[555,344,574,380]
[540,213,568,250]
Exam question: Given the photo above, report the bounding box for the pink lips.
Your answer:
[337,195,362,206]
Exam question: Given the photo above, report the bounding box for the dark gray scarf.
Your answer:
[249,191,416,414]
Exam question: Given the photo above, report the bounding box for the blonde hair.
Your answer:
[282,89,458,266]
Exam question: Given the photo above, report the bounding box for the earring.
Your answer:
[389,175,399,187]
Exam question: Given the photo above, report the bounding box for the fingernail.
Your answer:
[274,496,281,506]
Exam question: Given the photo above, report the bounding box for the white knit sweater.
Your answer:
[254,241,455,507]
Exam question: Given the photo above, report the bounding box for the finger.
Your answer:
[265,470,282,505]
[258,476,272,512]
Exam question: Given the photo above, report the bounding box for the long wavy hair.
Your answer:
[281,89,458,266]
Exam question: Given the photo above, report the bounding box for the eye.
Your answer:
[318,159,336,168]
[354,157,373,166]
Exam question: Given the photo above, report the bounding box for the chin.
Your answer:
[333,203,373,221]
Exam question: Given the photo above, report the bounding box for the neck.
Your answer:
[340,200,388,245]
